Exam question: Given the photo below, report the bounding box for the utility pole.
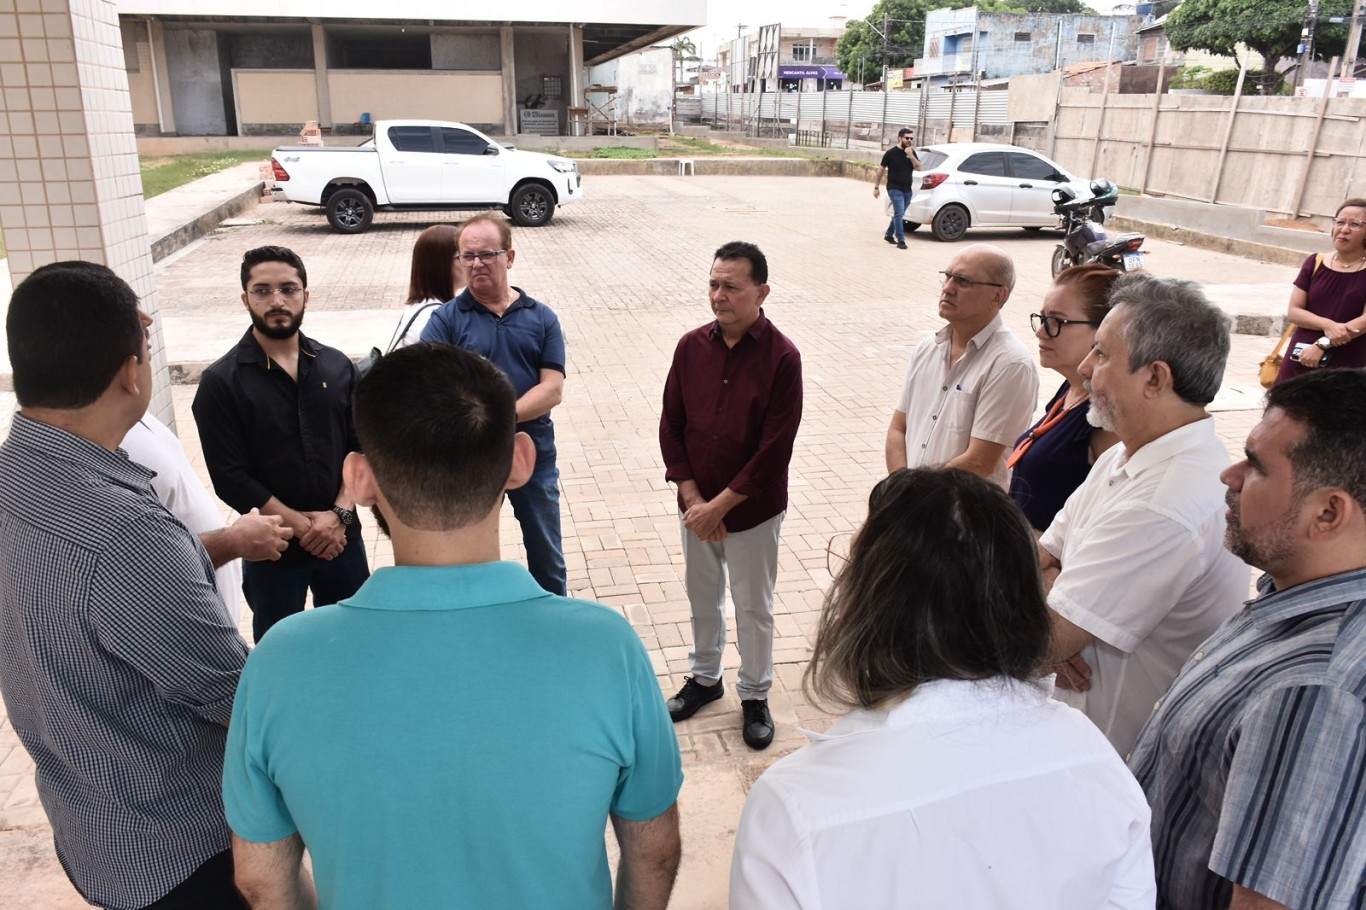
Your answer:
[882,12,890,85]
[1297,0,1321,92]
[1344,0,1366,79]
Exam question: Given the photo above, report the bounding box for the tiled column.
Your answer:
[0,0,173,427]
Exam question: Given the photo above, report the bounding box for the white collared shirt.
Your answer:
[895,314,1038,487]
[730,678,1155,909]
[1040,417,1251,756]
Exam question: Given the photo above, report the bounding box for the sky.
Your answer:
[686,0,1130,63]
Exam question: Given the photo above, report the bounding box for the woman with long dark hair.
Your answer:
[390,224,464,349]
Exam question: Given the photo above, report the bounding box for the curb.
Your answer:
[149,180,266,262]
[1108,215,1308,271]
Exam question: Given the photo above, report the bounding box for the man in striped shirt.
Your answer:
[0,263,253,909]
[1131,369,1366,910]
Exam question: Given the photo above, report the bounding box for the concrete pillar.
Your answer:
[0,0,174,428]
[311,23,331,130]
[568,24,584,108]
[500,25,516,135]
[145,18,173,134]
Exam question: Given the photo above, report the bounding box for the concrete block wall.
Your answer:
[0,0,173,427]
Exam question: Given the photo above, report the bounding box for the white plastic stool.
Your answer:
[678,159,695,176]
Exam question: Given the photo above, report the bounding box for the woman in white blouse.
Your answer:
[730,467,1156,909]
[391,223,464,349]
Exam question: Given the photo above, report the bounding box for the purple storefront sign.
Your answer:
[778,65,846,79]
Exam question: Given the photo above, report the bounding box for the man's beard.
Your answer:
[1224,490,1297,571]
[251,305,304,340]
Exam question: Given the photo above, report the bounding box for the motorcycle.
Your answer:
[1049,179,1147,277]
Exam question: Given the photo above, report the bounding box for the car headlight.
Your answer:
[548,160,576,173]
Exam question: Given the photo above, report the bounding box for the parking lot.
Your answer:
[0,173,1291,906]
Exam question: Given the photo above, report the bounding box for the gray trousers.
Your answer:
[680,511,784,701]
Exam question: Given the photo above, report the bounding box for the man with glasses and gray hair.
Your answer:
[422,213,568,596]
[1038,273,1249,756]
[885,243,1038,486]
[194,245,370,640]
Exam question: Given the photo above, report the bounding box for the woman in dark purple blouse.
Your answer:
[1277,198,1366,381]
[1008,265,1122,532]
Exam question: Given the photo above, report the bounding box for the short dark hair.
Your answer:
[407,224,462,305]
[897,127,913,138]
[7,261,144,409]
[240,246,308,290]
[805,468,1051,711]
[352,343,517,530]
[1265,370,1366,509]
[713,240,767,285]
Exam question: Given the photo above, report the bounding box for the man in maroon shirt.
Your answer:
[659,241,803,750]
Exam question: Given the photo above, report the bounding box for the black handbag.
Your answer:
[357,302,440,378]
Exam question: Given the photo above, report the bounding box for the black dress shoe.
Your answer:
[897,241,908,249]
[667,676,723,722]
[883,234,896,244]
[742,698,774,750]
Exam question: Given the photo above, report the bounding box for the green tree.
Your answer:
[1165,0,1353,88]
[671,35,701,87]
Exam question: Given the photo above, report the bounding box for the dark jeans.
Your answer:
[139,850,247,910]
[886,188,912,243]
[242,534,369,641]
[507,449,567,595]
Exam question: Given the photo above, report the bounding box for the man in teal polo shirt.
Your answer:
[223,344,683,909]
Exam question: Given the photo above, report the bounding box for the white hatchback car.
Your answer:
[903,143,1093,242]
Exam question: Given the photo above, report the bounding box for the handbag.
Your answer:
[357,302,441,379]
[1258,253,1325,389]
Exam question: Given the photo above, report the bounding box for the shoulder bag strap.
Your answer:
[386,302,441,355]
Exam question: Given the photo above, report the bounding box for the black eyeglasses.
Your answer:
[1030,312,1101,337]
[940,271,1005,291]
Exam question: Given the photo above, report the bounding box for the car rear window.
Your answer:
[918,149,949,170]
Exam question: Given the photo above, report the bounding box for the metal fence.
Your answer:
[686,88,1011,147]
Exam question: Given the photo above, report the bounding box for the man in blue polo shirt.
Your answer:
[224,344,683,910]
[421,214,568,594]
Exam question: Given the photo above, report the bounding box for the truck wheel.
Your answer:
[509,184,554,227]
[326,188,373,234]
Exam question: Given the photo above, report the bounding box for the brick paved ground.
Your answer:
[0,174,1285,907]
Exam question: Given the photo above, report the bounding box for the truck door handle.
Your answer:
[964,180,977,185]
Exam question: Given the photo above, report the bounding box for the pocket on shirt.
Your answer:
[940,385,979,431]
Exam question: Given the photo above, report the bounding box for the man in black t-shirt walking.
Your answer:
[873,127,923,250]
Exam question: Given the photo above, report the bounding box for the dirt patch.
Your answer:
[1264,218,1324,232]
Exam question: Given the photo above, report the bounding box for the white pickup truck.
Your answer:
[269,119,583,234]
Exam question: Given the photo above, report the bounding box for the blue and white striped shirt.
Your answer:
[0,414,249,910]
[1131,568,1366,909]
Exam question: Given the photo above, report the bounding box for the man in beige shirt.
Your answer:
[885,244,1038,486]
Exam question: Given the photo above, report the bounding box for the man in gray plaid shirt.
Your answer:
[1132,368,1366,910]
[0,263,270,909]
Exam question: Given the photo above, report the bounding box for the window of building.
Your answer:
[1077,33,1096,45]
[1014,32,1031,43]
[542,75,562,100]
[332,31,432,69]
[792,42,816,62]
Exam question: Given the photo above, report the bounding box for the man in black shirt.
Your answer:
[193,246,369,641]
[873,127,922,250]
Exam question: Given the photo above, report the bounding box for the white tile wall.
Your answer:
[0,0,172,426]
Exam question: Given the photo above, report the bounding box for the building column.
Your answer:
[500,25,516,135]
[311,22,331,130]
[146,19,175,134]
[0,0,174,427]
[568,24,584,108]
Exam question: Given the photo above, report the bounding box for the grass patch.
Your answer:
[139,150,272,199]
[583,146,659,159]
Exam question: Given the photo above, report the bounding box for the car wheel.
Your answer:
[325,188,373,234]
[509,184,555,227]
[931,205,969,242]
[1050,245,1073,278]
[903,220,921,233]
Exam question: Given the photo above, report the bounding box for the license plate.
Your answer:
[1122,252,1144,270]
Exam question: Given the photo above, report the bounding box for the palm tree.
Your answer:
[672,35,702,87]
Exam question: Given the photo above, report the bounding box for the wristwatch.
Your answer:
[1315,336,1333,351]
[330,505,356,526]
